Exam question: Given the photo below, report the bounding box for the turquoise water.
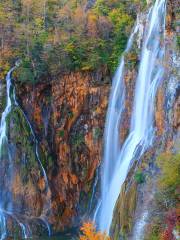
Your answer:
[40,237,77,240]
[32,235,77,240]
[37,230,78,240]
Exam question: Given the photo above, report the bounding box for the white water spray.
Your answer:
[95,0,167,234]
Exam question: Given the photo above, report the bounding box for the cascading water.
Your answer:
[0,64,51,239]
[0,67,19,239]
[95,0,167,234]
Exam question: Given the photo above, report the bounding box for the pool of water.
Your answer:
[29,234,77,240]
[39,236,77,240]
[37,229,78,240]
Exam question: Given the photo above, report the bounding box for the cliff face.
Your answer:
[16,70,110,231]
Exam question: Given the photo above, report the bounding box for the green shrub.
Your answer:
[134,170,145,184]
[59,130,65,138]
[177,36,180,50]
[93,127,102,140]
[71,133,85,147]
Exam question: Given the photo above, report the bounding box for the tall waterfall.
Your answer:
[96,0,167,234]
[0,65,51,239]
[0,67,16,240]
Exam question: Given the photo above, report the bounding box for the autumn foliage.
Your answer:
[0,0,147,82]
[145,153,180,240]
[79,222,110,240]
[160,209,179,240]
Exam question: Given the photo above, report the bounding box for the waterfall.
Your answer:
[0,65,51,239]
[95,0,167,234]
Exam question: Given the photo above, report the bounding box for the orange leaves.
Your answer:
[62,172,68,185]
[33,104,42,126]
[0,47,14,79]
[79,222,111,240]
[71,174,78,185]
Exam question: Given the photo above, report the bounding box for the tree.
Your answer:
[79,222,111,240]
[0,0,145,82]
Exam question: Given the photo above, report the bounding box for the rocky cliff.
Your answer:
[14,70,110,232]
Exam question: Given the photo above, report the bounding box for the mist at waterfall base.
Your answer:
[94,0,167,235]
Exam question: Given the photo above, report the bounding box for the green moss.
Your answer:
[93,127,102,140]
[0,94,7,114]
[6,106,43,182]
[47,155,54,168]
[111,181,137,239]
[58,130,65,138]
[176,35,180,50]
[71,133,85,147]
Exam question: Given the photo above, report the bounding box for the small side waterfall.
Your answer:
[0,65,51,239]
[95,0,167,234]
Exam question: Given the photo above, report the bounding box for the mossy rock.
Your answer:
[0,82,7,116]
[110,181,138,240]
[7,107,38,169]
[0,105,50,218]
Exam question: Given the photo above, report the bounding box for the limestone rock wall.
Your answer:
[16,71,110,232]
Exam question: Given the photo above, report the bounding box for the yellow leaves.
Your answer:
[34,17,44,29]
[79,222,111,240]
[87,13,98,23]
[81,66,93,71]
[0,1,13,25]
[87,13,98,37]
[126,52,137,62]
[109,8,133,33]
[65,42,75,53]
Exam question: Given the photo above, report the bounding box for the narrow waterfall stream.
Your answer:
[0,67,16,239]
[0,65,51,239]
[95,0,167,234]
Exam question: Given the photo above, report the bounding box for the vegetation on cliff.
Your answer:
[145,153,180,240]
[0,0,146,83]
